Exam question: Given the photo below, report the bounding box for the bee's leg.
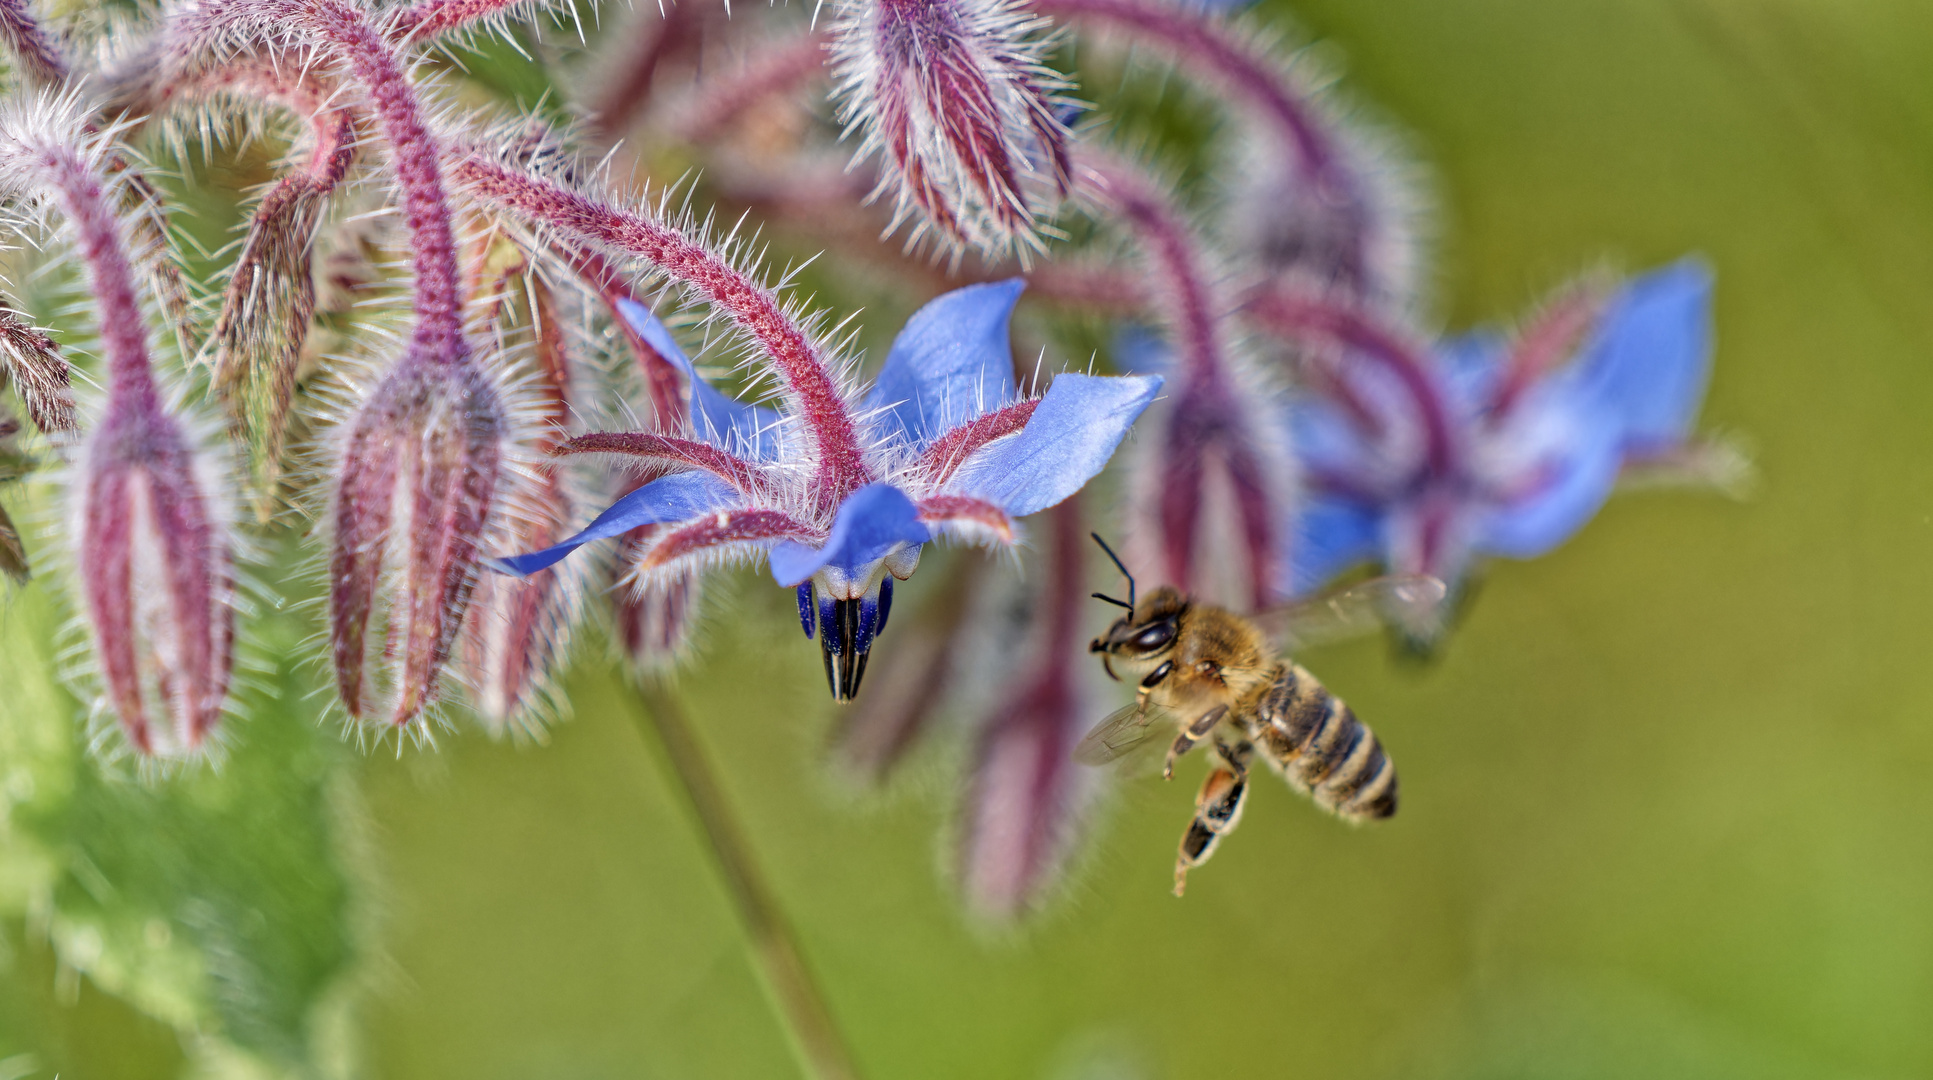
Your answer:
[1162,704,1230,780]
[1173,738,1253,897]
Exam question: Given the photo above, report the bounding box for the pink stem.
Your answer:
[554,432,769,498]
[1491,287,1604,419]
[30,147,158,405]
[0,0,68,85]
[266,0,466,371]
[1246,286,1457,478]
[916,398,1039,485]
[1093,161,1227,392]
[1031,0,1336,186]
[388,0,530,44]
[639,508,822,573]
[450,154,876,506]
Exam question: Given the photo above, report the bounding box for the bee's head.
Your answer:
[1085,533,1187,679]
[1090,586,1188,660]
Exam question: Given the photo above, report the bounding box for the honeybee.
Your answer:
[1080,535,1444,895]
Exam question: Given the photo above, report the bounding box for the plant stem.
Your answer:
[630,682,862,1080]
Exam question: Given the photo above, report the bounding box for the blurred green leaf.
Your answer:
[0,572,368,1078]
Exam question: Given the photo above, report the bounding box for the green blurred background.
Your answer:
[9,0,1933,1076]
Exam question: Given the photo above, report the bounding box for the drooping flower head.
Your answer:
[491,279,1161,701]
[164,0,510,728]
[828,0,1076,261]
[0,93,237,756]
[1031,0,1422,302]
[1265,260,1719,639]
[1097,158,1297,612]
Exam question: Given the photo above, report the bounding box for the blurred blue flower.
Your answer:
[491,280,1162,699]
[1285,260,1715,632]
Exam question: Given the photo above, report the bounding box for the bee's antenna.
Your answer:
[1090,532,1135,611]
[1091,592,1132,610]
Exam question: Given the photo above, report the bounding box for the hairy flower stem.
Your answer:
[451,155,875,506]
[1031,0,1331,181]
[387,0,535,45]
[631,683,862,1080]
[1098,161,1278,605]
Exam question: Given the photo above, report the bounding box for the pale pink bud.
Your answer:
[829,0,1075,260]
[460,467,576,732]
[959,499,1095,918]
[77,395,236,757]
[330,361,503,728]
[612,525,703,671]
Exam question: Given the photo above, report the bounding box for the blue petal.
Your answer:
[952,373,1164,519]
[1289,496,1386,596]
[1478,418,1623,559]
[1571,259,1713,451]
[488,471,738,577]
[768,484,933,588]
[865,280,1023,448]
[616,298,786,461]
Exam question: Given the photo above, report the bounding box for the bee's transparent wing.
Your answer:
[1072,702,1176,766]
[1259,574,1448,650]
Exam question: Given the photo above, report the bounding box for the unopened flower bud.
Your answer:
[829,0,1075,259]
[77,395,236,757]
[331,361,503,728]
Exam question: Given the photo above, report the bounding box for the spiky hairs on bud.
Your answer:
[828,0,1076,263]
[0,90,238,756]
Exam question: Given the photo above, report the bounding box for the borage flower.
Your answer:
[491,279,1160,700]
[1254,260,1718,637]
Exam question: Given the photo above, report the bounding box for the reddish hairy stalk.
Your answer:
[1030,0,1334,185]
[31,148,159,403]
[915,398,1038,484]
[451,154,876,505]
[1018,262,1149,314]
[637,508,820,574]
[0,0,69,86]
[917,494,1013,540]
[1098,163,1225,389]
[674,31,831,141]
[1246,285,1457,477]
[1099,160,1279,605]
[1491,284,1606,419]
[209,107,357,411]
[233,0,466,368]
[388,0,532,45]
[555,432,768,497]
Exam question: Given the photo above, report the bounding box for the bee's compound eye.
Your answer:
[1131,622,1175,652]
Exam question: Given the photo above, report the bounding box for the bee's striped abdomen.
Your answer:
[1252,664,1398,820]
